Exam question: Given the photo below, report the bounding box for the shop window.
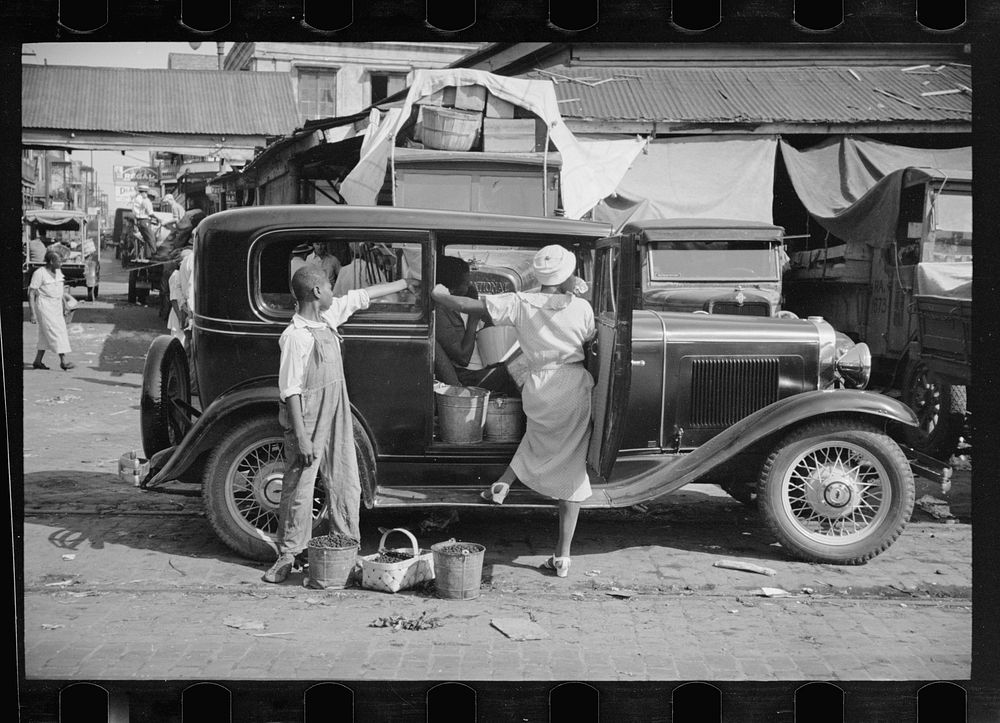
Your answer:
[298,68,337,121]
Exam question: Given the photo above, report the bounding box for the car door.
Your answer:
[587,233,636,483]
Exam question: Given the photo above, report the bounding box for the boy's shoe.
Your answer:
[540,556,571,578]
[293,551,309,571]
[262,554,295,584]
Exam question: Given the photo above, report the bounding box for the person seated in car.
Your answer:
[333,242,418,305]
[434,255,519,396]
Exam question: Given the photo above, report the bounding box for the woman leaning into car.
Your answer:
[431,244,595,578]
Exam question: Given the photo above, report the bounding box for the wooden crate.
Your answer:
[421,86,457,107]
[485,92,516,118]
[483,118,537,152]
[454,84,487,111]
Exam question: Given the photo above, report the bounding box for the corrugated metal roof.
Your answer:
[22,65,301,136]
[521,65,971,125]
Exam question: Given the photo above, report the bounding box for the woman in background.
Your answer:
[28,249,76,371]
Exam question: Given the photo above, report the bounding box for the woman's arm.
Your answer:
[431,285,488,316]
[28,288,38,324]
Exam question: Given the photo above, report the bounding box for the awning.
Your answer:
[779,136,971,246]
[592,135,778,231]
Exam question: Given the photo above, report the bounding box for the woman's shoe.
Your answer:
[32,362,49,370]
[540,556,571,578]
[61,362,76,371]
[480,481,510,505]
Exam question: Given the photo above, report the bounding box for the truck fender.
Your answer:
[605,390,919,507]
[144,384,280,487]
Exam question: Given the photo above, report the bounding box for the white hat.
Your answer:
[137,184,150,192]
[532,245,576,286]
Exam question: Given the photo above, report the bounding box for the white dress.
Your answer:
[484,292,596,502]
[30,267,71,354]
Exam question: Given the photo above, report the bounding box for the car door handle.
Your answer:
[631,360,645,367]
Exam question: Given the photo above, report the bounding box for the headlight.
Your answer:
[836,342,872,389]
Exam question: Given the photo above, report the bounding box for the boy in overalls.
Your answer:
[263,264,412,583]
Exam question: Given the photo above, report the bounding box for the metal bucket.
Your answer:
[307,542,358,590]
[484,396,525,442]
[431,541,486,600]
[435,385,490,444]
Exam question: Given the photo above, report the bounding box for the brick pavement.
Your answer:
[24,584,969,681]
[22,508,972,683]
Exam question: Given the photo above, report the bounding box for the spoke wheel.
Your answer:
[902,361,966,459]
[758,420,914,565]
[203,415,375,561]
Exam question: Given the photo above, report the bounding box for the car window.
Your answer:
[254,232,425,322]
[647,240,778,280]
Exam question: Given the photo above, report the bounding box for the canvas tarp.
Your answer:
[916,262,972,299]
[591,135,779,231]
[779,136,971,247]
[340,68,645,219]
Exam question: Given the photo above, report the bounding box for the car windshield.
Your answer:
[929,191,972,262]
[647,240,778,281]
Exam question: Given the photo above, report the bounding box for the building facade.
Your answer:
[223,42,482,122]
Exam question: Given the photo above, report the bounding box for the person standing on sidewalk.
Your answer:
[431,245,595,578]
[131,184,156,257]
[27,249,75,371]
[263,265,414,584]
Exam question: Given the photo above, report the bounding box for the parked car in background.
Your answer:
[626,219,789,317]
[784,168,972,458]
[139,206,948,567]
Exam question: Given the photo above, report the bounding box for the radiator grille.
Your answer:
[689,357,780,427]
[710,301,771,316]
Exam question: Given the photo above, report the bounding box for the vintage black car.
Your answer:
[140,206,949,566]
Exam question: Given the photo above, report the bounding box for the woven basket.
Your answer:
[360,528,435,594]
[419,106,481,152]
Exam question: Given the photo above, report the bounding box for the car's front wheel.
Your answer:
[203,415,375,561]
[757,420,914,565]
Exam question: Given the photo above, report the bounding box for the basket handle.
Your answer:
[378,527,420,556]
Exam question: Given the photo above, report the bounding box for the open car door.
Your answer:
[587,233,636,483]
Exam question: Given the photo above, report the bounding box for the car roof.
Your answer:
[622,218,783,232]
[199,205,613,239]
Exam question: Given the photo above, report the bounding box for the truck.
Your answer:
[783,167,971,459]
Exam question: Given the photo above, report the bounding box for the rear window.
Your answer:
[252,230,427,322]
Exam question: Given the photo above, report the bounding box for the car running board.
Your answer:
[373,485,614,509]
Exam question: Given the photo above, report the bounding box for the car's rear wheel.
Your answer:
[901,360,966,460]
[203,415,376,561]
[757,420,914,565]
[140,336,191,458]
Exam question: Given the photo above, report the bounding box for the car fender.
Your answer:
[605,389,919,507]
[144,382,280,487]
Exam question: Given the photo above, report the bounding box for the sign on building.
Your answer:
[113,165,160,185]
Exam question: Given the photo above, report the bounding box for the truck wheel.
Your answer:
[203,415,376,561]
[902,361,966,460]
[757,420,914,565]
[140,336,191,458]
[127,272,138,303]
